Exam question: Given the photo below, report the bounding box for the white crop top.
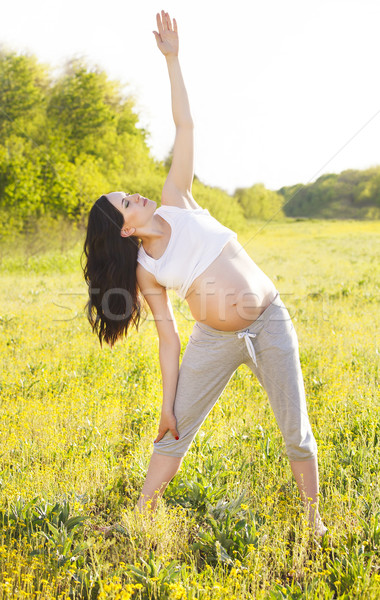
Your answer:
[137,205,237,299]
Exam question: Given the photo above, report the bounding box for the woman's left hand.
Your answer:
[153,10,179,57]
[153,409,179,444]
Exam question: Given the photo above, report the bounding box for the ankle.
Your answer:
[134,496,158,520]
[307,508,327,537]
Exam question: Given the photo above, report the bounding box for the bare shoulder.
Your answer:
[161,183,202,210]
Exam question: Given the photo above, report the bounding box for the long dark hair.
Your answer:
[81,195,144,348]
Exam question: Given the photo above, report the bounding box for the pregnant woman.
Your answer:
[83,11,326,536]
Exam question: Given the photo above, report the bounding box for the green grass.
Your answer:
[0,219,379,599]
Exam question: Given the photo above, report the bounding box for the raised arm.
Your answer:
[153,11,198,207]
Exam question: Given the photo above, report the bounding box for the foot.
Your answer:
[92,523,130,539]
[92,524,116,538]
[309,513,328,541]
[133,503,156,523]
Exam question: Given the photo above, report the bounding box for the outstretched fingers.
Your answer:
[153,10,178,54]
[165,11,173,30]
[161,10,169,31]
[159,10,176,32]
[156,12,164,37]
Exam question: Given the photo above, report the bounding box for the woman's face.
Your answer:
[106,191,156,236]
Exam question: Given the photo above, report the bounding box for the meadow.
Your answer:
[0,218,379,599]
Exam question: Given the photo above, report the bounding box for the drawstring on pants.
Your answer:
[237,330,257,367]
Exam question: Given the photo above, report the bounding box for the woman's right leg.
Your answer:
[135,323,244,514]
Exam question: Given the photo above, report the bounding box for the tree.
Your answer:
[0,51,49,138]
[47,59,116,158]
[234,183,284,220]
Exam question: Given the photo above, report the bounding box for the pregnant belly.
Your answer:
[185,238,278,331]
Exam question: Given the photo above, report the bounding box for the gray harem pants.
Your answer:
[153,292,318,461]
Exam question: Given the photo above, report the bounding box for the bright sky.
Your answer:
[1,0,379,193]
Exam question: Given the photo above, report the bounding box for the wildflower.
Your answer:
[168,582,187,599]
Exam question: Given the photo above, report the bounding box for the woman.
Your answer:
[83,11,326,536]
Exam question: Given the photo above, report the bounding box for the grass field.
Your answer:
[0,219,379,599]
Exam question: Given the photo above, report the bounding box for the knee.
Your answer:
[153,446,186,460]
[152,428,196,459]
[285,435,318,462]
[280,413,318,462]
[287,448,318,462]
[151,452,184,476]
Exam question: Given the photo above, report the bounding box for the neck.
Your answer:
[137,214,167,251]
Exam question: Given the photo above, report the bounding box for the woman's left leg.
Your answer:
[289,456,326,535]
[238,296,326,534]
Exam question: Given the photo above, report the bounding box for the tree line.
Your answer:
[277,168,380,219]
[0,50,378,242]
[235,168,380,221]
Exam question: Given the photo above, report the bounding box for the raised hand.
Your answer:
[153,10,179,57]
